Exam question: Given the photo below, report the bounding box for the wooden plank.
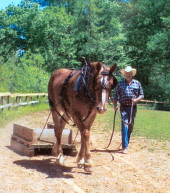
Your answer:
[28,101,39,105]
[140,99,170,104]
[10,138,34,157]
[12,134,53,147]
[11,93,48,97]
[13,124,34,142]
[12,124,73,157]
[0,104,13,109]
[18,102,28,106]
[10,137,77,157]
[11,134,32,147]
[13,125,56,144]
[0,92,11,97]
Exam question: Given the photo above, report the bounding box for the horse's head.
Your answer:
[89,62,117,114]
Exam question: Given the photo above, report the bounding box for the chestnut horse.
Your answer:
[48,61,117,173]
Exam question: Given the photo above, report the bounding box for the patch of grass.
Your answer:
[0,102,49,127]
[93,105,121,133]
[134,109,170,141]
[94,107,170,142]
[0,103,169,142]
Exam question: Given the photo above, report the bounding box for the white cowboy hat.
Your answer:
[121,66,137,76]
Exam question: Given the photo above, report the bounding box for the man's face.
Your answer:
[124,71,133,81]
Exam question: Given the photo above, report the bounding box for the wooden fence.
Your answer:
[140,99,170,104]
[0,93,48,111]
[0,92,169,111]
[137,99,170,111]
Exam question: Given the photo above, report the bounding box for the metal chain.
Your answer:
[37,110,52,141]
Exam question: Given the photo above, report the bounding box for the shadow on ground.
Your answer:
[13,158,74,179]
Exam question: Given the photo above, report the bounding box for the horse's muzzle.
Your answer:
[97,107,107,114]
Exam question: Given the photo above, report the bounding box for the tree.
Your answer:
[120,0,170,101]
[71,0,127,66]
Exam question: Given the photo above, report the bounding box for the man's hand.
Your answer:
[132,98,138,104]
[132,96,143,104]
[114,106,118,111]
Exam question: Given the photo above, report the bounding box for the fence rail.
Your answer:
[140,99,170,104]
[0,92,48,110]
[0,92,169,111]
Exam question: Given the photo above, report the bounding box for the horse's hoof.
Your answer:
[77,158,85,168]
[78,163,84,168]
[84,164,93,173]
[57,154,65,165]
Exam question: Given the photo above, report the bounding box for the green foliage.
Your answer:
[0,0,126,72]
[0,102,49,127]
[71,0,127,66]
[95,106,170,142]
[120,0,170,101]
[0,0,169,102]
[0,54,50,93]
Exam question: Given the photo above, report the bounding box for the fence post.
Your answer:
[0,96,3,105]
[0,93,48,110]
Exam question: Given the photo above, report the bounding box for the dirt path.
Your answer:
[0,111,169,193]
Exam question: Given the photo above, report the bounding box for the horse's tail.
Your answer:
[48,98,54,109]
[48,74,55,109]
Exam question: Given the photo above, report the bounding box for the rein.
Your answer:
[105,100,134,148]
[105,109,117,149]
[117,103,134,126]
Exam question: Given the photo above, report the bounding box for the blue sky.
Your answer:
[0,0,22,10]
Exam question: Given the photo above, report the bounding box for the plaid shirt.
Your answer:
[113,79,144,106]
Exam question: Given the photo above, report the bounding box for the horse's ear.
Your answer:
[96,62,102,73]
[110,63,117,74]
[81,57,88,66]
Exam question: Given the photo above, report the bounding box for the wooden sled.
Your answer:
[10,123,77,157]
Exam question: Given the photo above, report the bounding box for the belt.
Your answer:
[121,104,136,107]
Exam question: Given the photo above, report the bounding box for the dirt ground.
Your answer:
[0,111,169,193]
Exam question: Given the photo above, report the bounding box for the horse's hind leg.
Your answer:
[51,110,68,165]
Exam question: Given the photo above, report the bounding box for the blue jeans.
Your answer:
[120,105,137,149]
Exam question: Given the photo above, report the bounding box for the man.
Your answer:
[112,66,144,154]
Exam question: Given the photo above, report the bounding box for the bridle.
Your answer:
[78,58,116,97]
[100,65,114,90]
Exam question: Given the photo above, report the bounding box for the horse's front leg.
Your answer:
[77,129,92,171]
[83,128,93,173]
[74,111,96,173]
[81,113,96,173]
[77,129,85,168]
[83,112,97,173]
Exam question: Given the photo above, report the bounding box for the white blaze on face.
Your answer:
[101,76,108,107]
[102,89,106,106]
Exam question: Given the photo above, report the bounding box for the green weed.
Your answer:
[0,103,49,127]
[94,107,170,142]
[0,104,170,142]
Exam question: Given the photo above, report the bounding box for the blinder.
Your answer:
[111,76,117,90]
[101,71,112,76]
[100,69,117,90]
